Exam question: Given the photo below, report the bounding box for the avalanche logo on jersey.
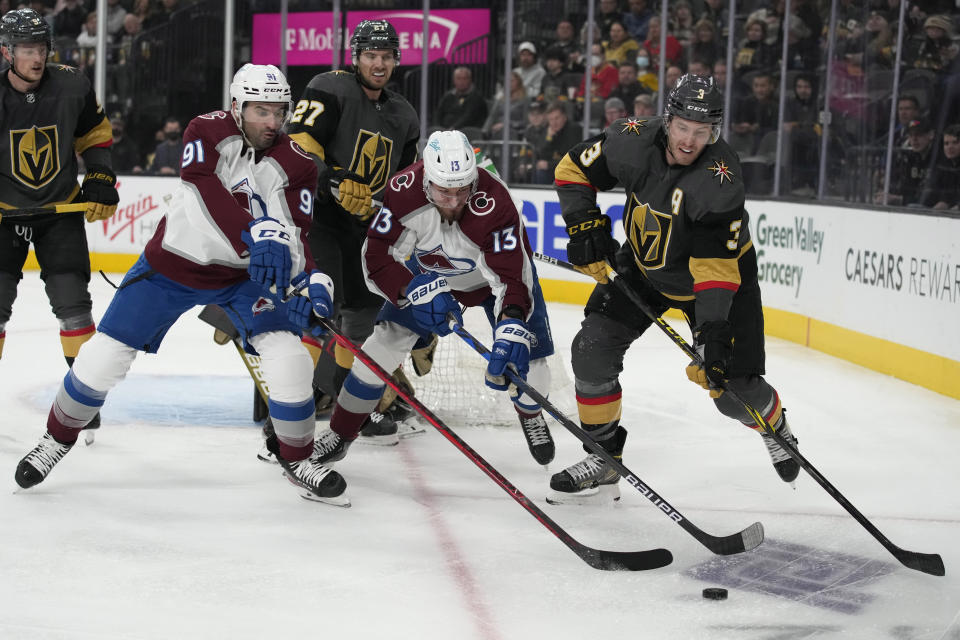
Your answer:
[9,125,60,189]
[348,130,393,195]
[414,245,476,277]
[252,296,276,315]
[231,177,268,217]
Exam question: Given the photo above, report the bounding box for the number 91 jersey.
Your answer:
[362,162,538,321]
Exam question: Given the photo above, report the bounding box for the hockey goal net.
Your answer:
[403,306,578,427]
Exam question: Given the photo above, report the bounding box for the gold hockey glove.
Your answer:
[410,334,439,376]
[685,320,733,398]
[81,165,120,222]
[328,167,373,220]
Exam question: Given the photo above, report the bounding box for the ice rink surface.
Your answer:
[2,272,958,640]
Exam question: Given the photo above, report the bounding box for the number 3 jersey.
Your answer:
[363,162,538,320]
[143,111,318,289]
[555,116,753,323]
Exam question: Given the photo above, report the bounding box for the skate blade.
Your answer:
[546,483,621,506]
[356,434,400,447]
[83,431,96,446]
[299,490,351,507]
[397,421,426,439]
[256,450,279,464]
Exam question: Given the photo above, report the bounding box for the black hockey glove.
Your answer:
[686,320,733,398]
[564,208,619,284]
[81,165,119,222]
[324,166,373,221]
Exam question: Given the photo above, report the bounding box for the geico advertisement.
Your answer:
[747,199,960,359]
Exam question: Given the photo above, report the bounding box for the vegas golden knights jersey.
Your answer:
[287,70,419,230]
[556,116,751,306]
[0,63,112,210]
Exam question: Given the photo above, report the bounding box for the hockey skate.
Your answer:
[257,418,278,464]
[384,397,427,439]
[761,417,800,484]
[313,427,353,465]
[15,432,74,489]
[82,412,101,446]
[547,426,626,505]
[357,411,400,446]
[277,454,350,507]
[519,413,555,465]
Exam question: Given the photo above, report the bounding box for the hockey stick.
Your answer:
[449,318,764,557]
[313,315,672,572]
[533,252,946,576]
[197,305,270,403]
[0,202,88,221]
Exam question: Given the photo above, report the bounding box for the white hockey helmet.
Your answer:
[422,130,478,204]
[229,63,291,123]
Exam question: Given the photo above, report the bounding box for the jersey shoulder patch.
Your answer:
[44,63,91,96]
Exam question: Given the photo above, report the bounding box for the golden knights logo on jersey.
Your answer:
[624,193,673,270]
[10,125,61,189]
[348,129,393,194]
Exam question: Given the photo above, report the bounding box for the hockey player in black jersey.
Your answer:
[286,19,421,445]
[0,8,119,444]
[549,74,799,504]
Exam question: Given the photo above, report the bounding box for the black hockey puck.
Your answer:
[702,587,728,600]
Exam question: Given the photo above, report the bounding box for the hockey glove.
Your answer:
[410,333,439,376]
[685,320,733,398]
[327,167,373,221]
[287,270,335,336]
[485,318,531,392]
[81,165,120,222]
[241,216,294,292]
[564,208,619,284]
[405,273,462,337]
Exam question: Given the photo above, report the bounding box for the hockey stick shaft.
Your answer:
[0,202,88,221]
[533,252,945,576]
[315,316,672,572]
[449,318,763,556]
[197,305,270,402]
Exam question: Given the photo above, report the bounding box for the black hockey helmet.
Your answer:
[350,19,400,62]
[1,8,53,52]
[664,73,723,142]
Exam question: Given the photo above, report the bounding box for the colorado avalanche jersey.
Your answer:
[363,162,537,319]
[143,110,317,290]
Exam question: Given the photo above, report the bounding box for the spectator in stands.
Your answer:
[609,60,651,106]
[533,101,583,184]
[110,112,143,174]
[148,116,183,176]
[516,101,548,183]
[597,0,624,41]
[603,96,628,126]
[578,42,619,99]
[104,0,126,40]
[541,47,573,102]
[433,66,488,131]
[734,17,778,76]
[664,64,683,91]
[689,18,723,69]
[732,71,778,156]
[670,0,696,49]
[644,17,682,72]
[712,59,729,95]
[633,93,656,116]
[604,20,640,66]
[879,118,937,206]
[513,41,546,101]
[892,94,922,148]
[635,46,658,92]
[698,0,730,46]
[783,73,820,194]
[905,14,958,73]
[483,71,529,140]
[52,0,87,40]
[143,0,178,31]
[548,19,585,73]
[785,16,820,72]
[131,0,155,26]
[75,10,97,48]
[623,0,654,42]
[861,11,894,70]
[920,124,960,210]
[688,58,712,78]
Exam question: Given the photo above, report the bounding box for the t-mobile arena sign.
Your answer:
[252,10,491,66]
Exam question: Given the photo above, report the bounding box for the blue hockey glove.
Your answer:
[485,319,531,391]
[241,216,293,291]
[287,270,334,336]
[405,273,462,336]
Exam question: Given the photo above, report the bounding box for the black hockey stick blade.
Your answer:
[449,318,764,556]
[315,316,672,572]
[533,253,943,575]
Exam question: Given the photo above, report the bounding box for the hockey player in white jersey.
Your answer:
[14,65,348,506]
[308,130,557,485]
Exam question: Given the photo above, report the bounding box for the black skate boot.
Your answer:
[314,389,334,418]
[257,418,278,464]
[81,412,101,446]
[547,426,626,505]
[15,432,75,489]
[358,411,399,446]
[384,397,426,439]
[313,428,353,465]
[761,415,800,483]
[519,413,555,465]
[277,454,350,507]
